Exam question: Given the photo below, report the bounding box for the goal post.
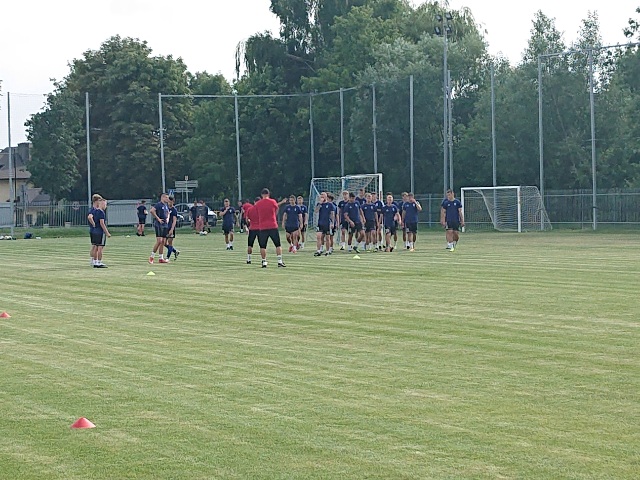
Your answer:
[308,174,383,228]
[460,186,551,232]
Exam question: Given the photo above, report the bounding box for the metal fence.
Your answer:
[0,199,150,228]
[3,190,640,231]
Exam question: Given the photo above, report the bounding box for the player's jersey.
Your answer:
[137,205,147,218]
[403,202,420,224]
[222,207,235,227]
[253,198,279,230]
[362,203,377,222]
[90,208,105,234]
[381,204,399,226]
[355,196,366,206]
[441,198,462,223]
[337,200,348,223]
[153,201,169,227]
[343,202,362,223]
[374,200,384,216]
[332,202,339,226]
[298,204,308,222]
[168,206,178,229]
[246,205,259,230]
[284,205,301,229]
[395,200,405,214]
[316,202,335,226]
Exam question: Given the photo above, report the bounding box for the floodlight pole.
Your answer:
[85,92,92,206]
[372,83,378,174]
[443,33,449,195]
[491,63,497,188]
[309,93,315,179]
[448,69,453,191]
[409,75,415,193]
[234,92,242,201]
[588,49,597,231]
[158,93,166,193]
[7,93,15,237]
[537,55,544,217]
[340,87,345,176]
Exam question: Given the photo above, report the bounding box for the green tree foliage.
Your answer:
[26,88,84,200]
[28,36,191,200]
[25,2,640,201]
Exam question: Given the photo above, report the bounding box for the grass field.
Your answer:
[0,229,638,479]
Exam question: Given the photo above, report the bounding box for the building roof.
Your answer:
[0,144,31,181]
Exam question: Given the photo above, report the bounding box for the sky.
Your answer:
[0,0,636,147]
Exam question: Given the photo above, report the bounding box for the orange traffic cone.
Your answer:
[70,417,96,429]
[0,312,10,318]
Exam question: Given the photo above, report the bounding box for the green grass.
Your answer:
[0,230,638,479]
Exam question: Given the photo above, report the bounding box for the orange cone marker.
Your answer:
[0,312,10,318]
[70,417,96,429]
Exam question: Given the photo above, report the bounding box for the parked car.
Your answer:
[174,203,218,227]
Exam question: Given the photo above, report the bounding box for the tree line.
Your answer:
[26,1,640,201]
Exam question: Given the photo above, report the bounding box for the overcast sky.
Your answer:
[1,0,636,147]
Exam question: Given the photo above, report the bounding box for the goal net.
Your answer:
[460,186,551,232]
[308,174,383,228]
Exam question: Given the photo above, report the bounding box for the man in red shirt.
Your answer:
[253,188,286,268]
[241,199,253,234]
[245,197,260,264]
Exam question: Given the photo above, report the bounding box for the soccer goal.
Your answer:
[308,174,383,227]
[460,186,552,232]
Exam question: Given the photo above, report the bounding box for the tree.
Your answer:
[26,88,84,200]
[27,36,192,200]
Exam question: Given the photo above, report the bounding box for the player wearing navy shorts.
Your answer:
[149,193,170,264]
[343,192,364,253]
[327,192,338,254]
[165,196,180,260]
[402,192,422,252]
[361,193,379,252]
[397,192,409,248]
[136,200,148,236]
[440,189,464,251]
[381,194,402,252]
[372,192,384,250]
[313,192,335,256]
[337,190,350,250]
[220,198,236,250]
[296,195,308,249]
[282,195,302,253]
[88,195,111,267]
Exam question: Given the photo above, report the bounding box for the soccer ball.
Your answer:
[199,230,208,236]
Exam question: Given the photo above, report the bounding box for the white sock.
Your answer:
[151,252,156,257]
[277,255,283,263]
[247,254,251,261]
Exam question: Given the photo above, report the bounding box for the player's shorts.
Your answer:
[90,232,106,247]
[446,221,460,231]
[405,222,418,234]
[223,224,234,234]
[258,228,281,249]
[138,216,146,225]
[385,226,397,236]
[341,220,350,231]
[248,229,259,248]
[285,226,299,234]
[365,220,376,232]
[316,224,331,235]
[166,230,176,239]
[350,222,363,233]
[155,225,168,238]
